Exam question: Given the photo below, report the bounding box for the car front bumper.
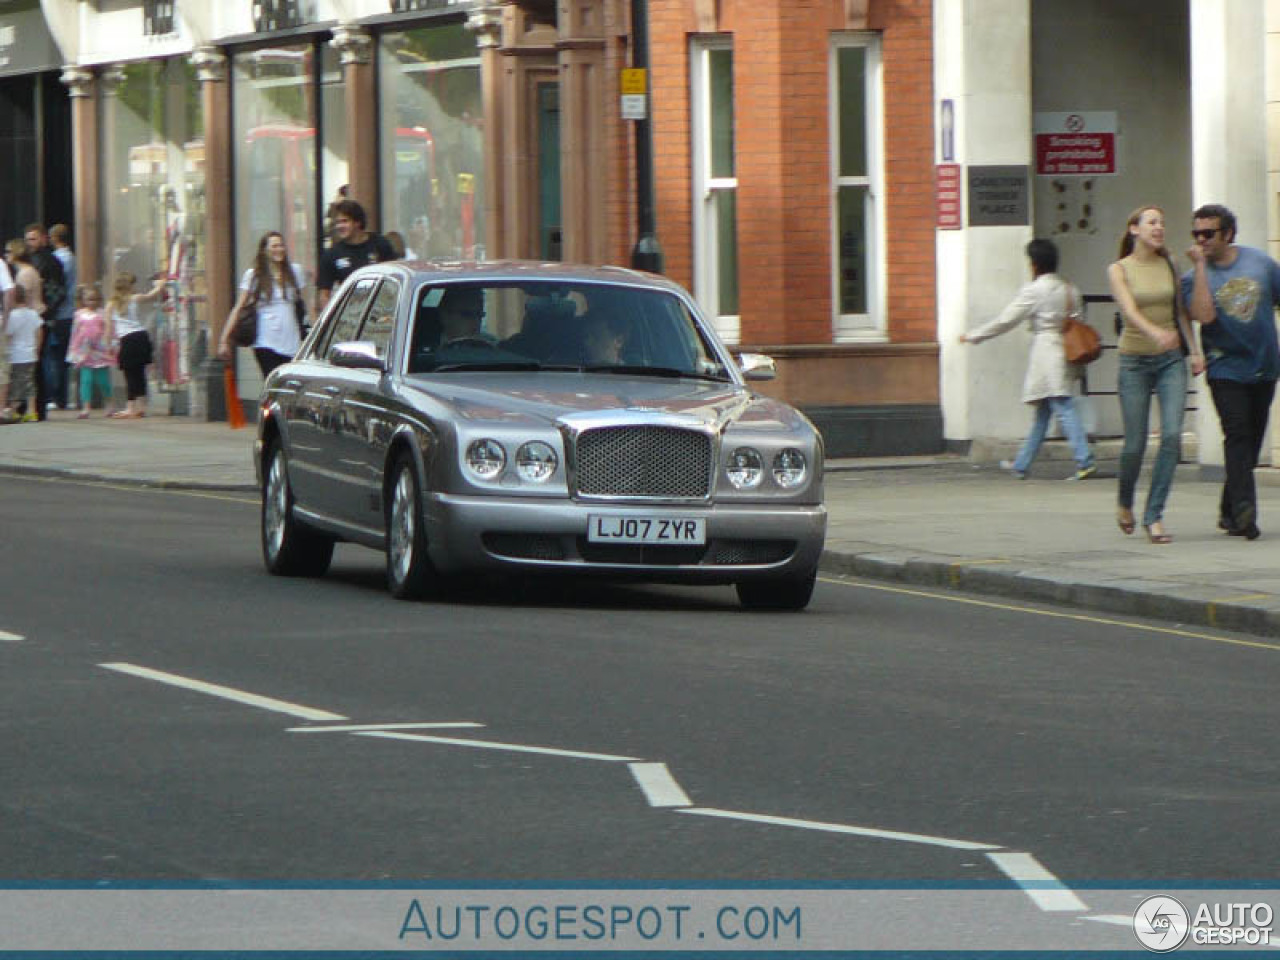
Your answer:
[424,493,827,582]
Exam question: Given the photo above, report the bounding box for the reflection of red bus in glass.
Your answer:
[242,124,316,261]
[242,123,467,257]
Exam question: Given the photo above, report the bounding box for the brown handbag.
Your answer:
[1062,287,1101,365]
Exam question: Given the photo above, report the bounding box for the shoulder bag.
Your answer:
[1062,286,1102,365]
[229,290,259,348]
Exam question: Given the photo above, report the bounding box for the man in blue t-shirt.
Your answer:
[1184,203,1280,540]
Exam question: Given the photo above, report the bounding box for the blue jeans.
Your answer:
[1012,395,1094,474]
[1117,350,1187,526]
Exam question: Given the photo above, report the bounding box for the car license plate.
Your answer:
[588,515,706,545]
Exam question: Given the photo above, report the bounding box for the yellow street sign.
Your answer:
[620,68,647,95]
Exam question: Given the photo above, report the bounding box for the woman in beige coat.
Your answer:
[959,238,1096,480]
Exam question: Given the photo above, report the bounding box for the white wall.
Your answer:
[937,0,1033,444]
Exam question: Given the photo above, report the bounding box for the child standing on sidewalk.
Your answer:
[67,283,116,418]
[2,285,44,422]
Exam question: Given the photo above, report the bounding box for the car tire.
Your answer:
[735,567,817,611]
[386,452,437,600]
[261,438,334,577]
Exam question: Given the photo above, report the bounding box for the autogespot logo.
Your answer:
[1134,895,1190,952]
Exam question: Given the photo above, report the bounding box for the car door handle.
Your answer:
[321,385,342,396]
[280,378,302,389]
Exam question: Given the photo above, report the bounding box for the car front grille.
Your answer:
[573,426,712,499]
[705,539,795,565]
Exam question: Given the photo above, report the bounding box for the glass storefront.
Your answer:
[100,57,205,390]
[231,43,319,282]
[378,23,484,260]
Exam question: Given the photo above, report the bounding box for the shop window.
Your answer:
[378,23,484,260]
[99,57,204,392]
[232,44,318,284]
[831,36,884,340]
[691,39,738,343]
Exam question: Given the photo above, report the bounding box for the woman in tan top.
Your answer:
[1107,205,1204,543]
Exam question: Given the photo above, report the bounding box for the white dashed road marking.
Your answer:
[0,630,24,642]
[101,661,1089,916]
[99,662,348,722]
[354,730,641,763]
[985,851,1089,911]
[677,806,1001,851]
[628,762,692,807]
[287,722,483,733]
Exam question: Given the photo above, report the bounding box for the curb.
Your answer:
[0,464,257,494]
[819,547,1280,639]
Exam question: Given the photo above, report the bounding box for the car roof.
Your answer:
[357,259,688,295]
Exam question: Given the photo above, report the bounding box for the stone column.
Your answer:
[60,65,100,286]
[192,46,232,421]
[466,5,504,259]
[331,25,377,228]
[557,1,606,264]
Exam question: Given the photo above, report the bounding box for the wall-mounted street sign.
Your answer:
[967,165,1028,227]
[1034,111,1117,176]
[620,69,647,120]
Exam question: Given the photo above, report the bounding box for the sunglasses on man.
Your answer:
[1191,227,1222,241]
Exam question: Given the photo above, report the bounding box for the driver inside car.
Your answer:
[438,287,495,348]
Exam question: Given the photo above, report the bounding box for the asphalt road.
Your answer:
[4,474,1279,925]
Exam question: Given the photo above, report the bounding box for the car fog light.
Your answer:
[466,438,506,479]
[515,441,558,482]
[726,447,764,488]
[772,448,807,488]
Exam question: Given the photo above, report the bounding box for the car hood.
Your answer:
[401,372,808,434]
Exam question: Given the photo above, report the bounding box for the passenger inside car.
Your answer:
[581,312,627,366]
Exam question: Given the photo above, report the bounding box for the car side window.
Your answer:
[357,279,400,364]
[318,278,378,359]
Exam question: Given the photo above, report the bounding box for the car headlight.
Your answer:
[772,448,807,488]
[515,441,558,482]
[465,438,506,479]
[726,447,764,489]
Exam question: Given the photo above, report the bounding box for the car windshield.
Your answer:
[406,280,732,380]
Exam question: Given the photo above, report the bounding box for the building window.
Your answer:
[691,38,738,343]
[253,0,314,33]
[142,0,175,36]
[831,36,883,340]
[378,23,484,260]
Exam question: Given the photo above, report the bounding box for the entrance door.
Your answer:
[537,82,561,261]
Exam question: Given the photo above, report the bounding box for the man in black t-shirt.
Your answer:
[316,200,397,313]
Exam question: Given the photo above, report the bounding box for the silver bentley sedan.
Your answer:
[254,261,827,610]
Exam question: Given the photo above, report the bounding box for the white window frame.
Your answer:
[691,36,739,344]
[830,34,886,341]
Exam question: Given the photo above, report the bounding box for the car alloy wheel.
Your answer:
[386,452,435,599]
[261,438,334,577]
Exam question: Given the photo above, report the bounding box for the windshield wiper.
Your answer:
[581,364,729,382]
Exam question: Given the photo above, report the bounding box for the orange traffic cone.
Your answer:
[224,363,247,429]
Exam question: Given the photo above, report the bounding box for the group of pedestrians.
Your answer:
[961,202,1280,544]
[0,223,167,422]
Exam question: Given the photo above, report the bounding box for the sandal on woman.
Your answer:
[1116,507,1136,535]
[1143,522,1172,544]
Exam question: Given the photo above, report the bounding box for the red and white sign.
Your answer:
[936,163,962,229]
[1034,111,1117,176]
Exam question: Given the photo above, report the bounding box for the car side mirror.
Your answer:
[330,341,386,372]
[736,352,776,381]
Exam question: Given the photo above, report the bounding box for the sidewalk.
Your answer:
[6,410,1280,638]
